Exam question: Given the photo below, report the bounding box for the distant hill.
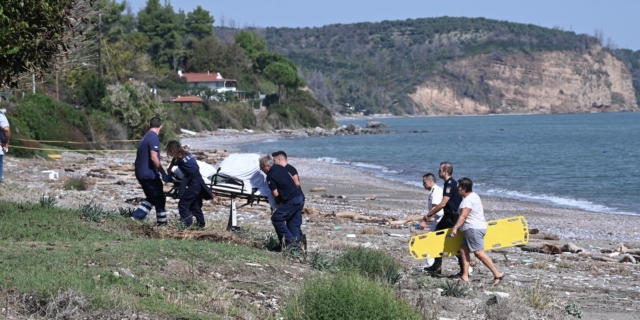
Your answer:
[262,17,639,115]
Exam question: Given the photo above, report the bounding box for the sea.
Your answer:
[239,112,640,215]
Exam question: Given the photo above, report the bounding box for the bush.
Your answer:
[64,177,89,191]
[78,72,107,110]
[7,94,92,157]
[282,272,422,320]
[333,247,402,284]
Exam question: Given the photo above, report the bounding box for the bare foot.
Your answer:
[492,273,505,286]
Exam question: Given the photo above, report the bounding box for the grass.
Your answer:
[333,247,403,284]
[0,200,278,319]
[282,272,422,320]
[63,177,89,191]
[437,280,470,298]
[514,280,555,310]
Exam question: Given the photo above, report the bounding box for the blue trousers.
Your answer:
[271,195,304,243]
[132,178,167,223]
[178,181,205,228]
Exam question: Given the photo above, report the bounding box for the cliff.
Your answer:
[410,46,639,115]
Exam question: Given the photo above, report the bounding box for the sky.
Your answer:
[127,0,640,50]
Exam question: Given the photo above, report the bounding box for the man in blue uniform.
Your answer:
[132,117,169,225]
[271,151,301,189]
[259,155,304,248]
[423,161,464,275]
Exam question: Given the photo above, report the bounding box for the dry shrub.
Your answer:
[129,224,263,248]
[528,261,548,270]
[318,240,358,251]
[19,289,89,319]
[64,176,89,191]
[162,283,232,315]
[359,226,381,235]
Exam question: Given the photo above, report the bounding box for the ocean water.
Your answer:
[240,112,640,215]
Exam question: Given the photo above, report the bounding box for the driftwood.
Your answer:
[580,252,637,263]
[529,233,560,241]
[302,207,393,223]
[520,242,562,254]
[562,243,584,253]
[616,245,640,255]
[333,211,392,223]
[521,240,583,255]
[387,215,424,225]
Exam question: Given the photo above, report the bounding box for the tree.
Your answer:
[79,72,107,110]
[137,0,186,70]
[188,36,251,83]
[234,30,267,60]
[102,32,158,83]
[87,0,134,43]
[264,62,298,103]
[253,52,297,74]
[186,6,214,41]
[0,0,96,88]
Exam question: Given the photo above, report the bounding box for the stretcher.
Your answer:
[408,216,529,260]
[166,154,274,231]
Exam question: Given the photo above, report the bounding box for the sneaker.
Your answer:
[156,222,167,227]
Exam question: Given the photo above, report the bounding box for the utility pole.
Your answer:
[56,69,59,101]
[98,12,103,78]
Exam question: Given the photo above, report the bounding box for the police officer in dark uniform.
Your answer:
[132,117,168,225]
[166,141,213,229]
[259,155,304,249]
[423,161,463,275]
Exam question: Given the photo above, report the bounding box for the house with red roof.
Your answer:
[178,70,237,93]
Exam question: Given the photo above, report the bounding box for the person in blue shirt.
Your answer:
[166,141,213,229]
[132,117,169,225]
[259,155,304,249]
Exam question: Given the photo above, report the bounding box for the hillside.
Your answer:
[264,17,640,115]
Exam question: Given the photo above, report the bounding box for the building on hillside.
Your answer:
[178,70,237,93]
[172,95,203,109]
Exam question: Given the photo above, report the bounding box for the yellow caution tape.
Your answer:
[14,138,138,144]
[11,145,135,152]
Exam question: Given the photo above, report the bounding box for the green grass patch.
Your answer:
[333,247,402,284]
[0,200,277,319]
[282,272,422,320]
[64,177,89,191]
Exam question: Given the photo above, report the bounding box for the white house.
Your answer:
[178,70,237,93]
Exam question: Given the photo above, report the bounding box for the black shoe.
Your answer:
[422,266,442,276]
[157,222,167,227]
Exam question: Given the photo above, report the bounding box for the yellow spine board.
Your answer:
[409,216,529,260]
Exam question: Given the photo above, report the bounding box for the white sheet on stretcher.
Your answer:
[171,154,276,208]
[216,153,276,208]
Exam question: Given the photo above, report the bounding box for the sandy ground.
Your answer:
[1,131,639,319]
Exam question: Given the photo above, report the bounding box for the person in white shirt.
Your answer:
[419,173,443,231]
[449,177,504,285]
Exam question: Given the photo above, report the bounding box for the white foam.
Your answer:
[482,188,635,215]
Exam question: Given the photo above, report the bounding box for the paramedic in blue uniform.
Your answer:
[259,155,304,248]
[271,151,301,189]
[132,117,169,225]
[422,161,464,275]
[166,141,212,229]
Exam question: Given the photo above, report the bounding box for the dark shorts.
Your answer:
[462,228,486,252]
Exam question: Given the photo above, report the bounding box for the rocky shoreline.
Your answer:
[1,130,639,319]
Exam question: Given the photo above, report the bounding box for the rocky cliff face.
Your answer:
[409,46,638,115]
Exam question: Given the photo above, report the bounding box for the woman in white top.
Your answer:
[450,177,504,285]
